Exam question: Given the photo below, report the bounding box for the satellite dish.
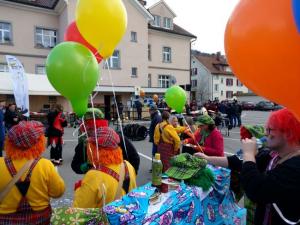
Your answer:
[170,76,177,85]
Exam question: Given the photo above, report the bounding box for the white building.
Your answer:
[191,51,248,104]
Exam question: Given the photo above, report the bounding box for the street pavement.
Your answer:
[45,110,271,207]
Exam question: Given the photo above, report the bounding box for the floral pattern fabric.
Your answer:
[51,207,108,225]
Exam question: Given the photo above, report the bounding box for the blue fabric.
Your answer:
[104,166,246,225]
[293,0,300,33]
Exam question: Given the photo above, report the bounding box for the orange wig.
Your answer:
[87,143,123,167]
[5,135,46,160]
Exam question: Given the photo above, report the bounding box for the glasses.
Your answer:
[265,127,277,135]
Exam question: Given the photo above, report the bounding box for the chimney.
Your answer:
[216,51,221,61]
[138,0,147,6]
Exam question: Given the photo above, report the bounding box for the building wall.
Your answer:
[191,56,212,104]
[149,2,175,19]
[0,4,58,73]
[212,75,249,101]
[99,0,149,88]
[0,0,193,114]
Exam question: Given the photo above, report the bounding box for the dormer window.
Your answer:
[152,15,161,27]
[163,17,172,29]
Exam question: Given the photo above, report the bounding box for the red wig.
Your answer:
[5,136,46,160]
[267,108,300,145]
[87,143,123,167]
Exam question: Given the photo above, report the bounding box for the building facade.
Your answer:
[191,51,248,105]
[0,0,195,118]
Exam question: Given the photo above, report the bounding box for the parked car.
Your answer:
[241,101,256,110]
[273,103,284,111]
[255,101,274,111]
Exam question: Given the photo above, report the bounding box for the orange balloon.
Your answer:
[225,0,300,120]
[153,94,159,102]
[140,90,145,98]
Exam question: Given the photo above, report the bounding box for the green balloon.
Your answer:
[165,85,187,113]
[46,42,99,116]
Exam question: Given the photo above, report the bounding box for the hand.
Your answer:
[194,152,208,160]
[193,145,204,153]
[241,137,257,157]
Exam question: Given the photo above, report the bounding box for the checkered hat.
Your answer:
[166,153,207,180]
[89,127,120,149]
[8,121,45,149]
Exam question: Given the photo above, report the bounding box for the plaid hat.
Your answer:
[8,121,44,149]
[89,127,120,149]
[166,153,207,180]
[195,115,215,126]
[242,125,265,139]
[149,104,157,111]
[84,108,104,121]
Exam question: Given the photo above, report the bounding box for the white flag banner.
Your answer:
[5,55,30,117]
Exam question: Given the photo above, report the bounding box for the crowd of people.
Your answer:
[0,97,300,224]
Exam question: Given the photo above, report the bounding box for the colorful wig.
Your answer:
[267,108,300,145]
[5,135,46,160]
[87,143,123,167]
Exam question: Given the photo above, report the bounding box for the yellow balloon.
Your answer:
[76,0,127,59]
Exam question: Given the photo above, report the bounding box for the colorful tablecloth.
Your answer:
[103,165,247,225]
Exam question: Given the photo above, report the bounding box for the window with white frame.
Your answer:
[214,84,219,91]
[35,27,57,48]
[0,63,9,72]
[236,79,243,87]
[221,90,223,96]
[131,31,137,42]
[148,44,151,61]
[152,15,161,27]
[158,75,170,88]
[0,22,12,44]
[36,65,46,75]
[192,68,197,75]
[163,47,171,63]
[214,75,219,80]
[163,17,172,29]
[106,50,120,69]
[226,78,233,86]
[191,80,197,87]
[226,91,233,98]
[221,78,223,84]
[131,67,137,77]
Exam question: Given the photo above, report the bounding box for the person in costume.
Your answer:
[154,111,181,172]
[73,127,137,208]
[0,121,65,224]
[195,108,300,224]
[71,108,140,174]
[46,104,67,165]
[184,114,224,156]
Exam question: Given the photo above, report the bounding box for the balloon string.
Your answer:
[81,116,96,169]
[105,60,128,159]
[90,95,100,162]
[182,115,204,153]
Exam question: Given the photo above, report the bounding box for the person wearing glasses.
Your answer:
[195,108,300,225]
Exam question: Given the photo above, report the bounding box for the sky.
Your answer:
[146,0,239,54]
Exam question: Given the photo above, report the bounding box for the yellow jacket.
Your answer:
[154,121,181,151]
[174,125,187,134]
[0,158,65,214]
[73,160,137,208]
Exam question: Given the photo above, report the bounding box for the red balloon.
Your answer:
[64,21,102,63]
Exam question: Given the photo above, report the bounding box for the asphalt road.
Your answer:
[45,110,271,207]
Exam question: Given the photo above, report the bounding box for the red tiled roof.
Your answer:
[4,0,59,9]
[193,52,234,76]
[148,23,197,38]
